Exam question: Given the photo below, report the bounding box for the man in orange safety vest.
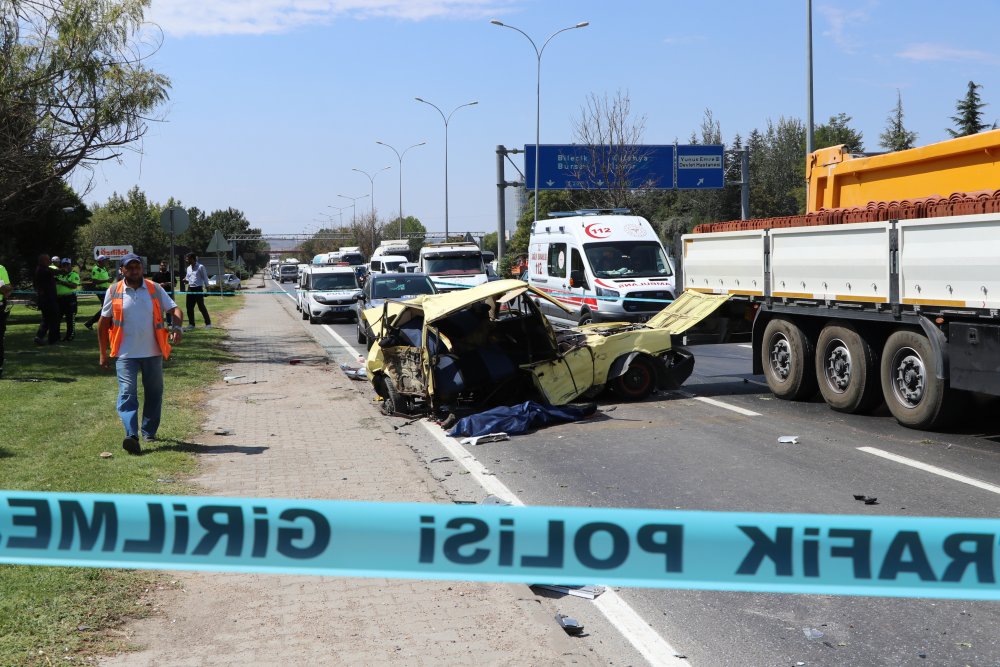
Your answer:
[97,253,184,455]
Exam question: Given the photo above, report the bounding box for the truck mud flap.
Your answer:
[657,348,696,390]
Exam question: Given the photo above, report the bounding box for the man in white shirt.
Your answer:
[183,252,212,330]
[98,254,183,454]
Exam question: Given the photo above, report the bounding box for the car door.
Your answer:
[525,344,596,405]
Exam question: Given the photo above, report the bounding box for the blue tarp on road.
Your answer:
[446,400,597,438]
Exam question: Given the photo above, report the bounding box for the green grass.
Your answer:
[0,294,244,665]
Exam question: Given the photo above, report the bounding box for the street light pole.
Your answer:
[415,97,478,239]
[337,193,369,225]
[376,140,426,238]
[352,166,391,217]
[491,19,589,222]
[327,205,350,227]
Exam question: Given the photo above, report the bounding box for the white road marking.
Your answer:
[672,390,761,417]
[322,324,362,358]
[858,447,1000,495]
[737,344,753,348]
[418,421,686,667]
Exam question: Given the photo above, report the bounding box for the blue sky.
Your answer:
[77,0,1000,236]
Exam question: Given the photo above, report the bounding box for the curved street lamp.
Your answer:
[415,97,478,239]
[337,193,369,224]
[326,204,351,227]
[376,140,426,238]
[352,166,392,217]
[490,19,589,222]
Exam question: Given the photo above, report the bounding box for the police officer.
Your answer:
[34,253,60,345]
[55,257,81,341]
[83,255,112,330]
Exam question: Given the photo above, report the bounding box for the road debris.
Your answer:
[554,614,585,636]
[99,451,113,459]
[532,584,605,599]
[213,428,234,436]
[459,432,510,446]
[340,363,367,380]
[480,494,512,506]
[778,435,800,444]
[222,375,246,382]
[853,494,879,505]
[803,627,824,639]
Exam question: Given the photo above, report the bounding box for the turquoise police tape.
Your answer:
[1,491,998,599]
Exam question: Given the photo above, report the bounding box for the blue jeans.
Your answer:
[115,356,164,438]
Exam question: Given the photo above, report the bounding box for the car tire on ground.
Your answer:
[761,317,817,400]
[308,312,319,324]
[579,310,594,326]
[816,323,882,414]
[378,376,409,415]
[301,307,308,320]
[611,356,656,400]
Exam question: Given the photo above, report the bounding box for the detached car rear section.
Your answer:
[364,280,728,415]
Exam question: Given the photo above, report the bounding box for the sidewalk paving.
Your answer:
[101,290,600,666]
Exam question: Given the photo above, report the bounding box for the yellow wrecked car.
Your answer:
[364,279,728,414]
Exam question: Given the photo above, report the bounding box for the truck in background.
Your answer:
[418,242,488,292]
[683,131,1000,430]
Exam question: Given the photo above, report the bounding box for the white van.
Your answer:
[368,254,408,274]
[418,242,488,292]
[527,210,675,324]
[296,265,361,324]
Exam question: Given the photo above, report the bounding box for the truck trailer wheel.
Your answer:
[880,330,957,430]
[761,318,816,400]
[816,323,882,414]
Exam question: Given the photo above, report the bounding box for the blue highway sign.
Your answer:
[676,144,725,189]
[525,144,675,190]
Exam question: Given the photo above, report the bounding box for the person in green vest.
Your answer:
[0,261,12,377]
[83,255,112,330]
[55,257,81,341]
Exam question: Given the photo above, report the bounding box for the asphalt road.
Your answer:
[272,277,1000,666]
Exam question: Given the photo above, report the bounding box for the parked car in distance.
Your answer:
[298,265,361,324]
[356,272,437,348]
[207,274,242,292]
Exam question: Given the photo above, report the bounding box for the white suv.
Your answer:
[297,266,361,324]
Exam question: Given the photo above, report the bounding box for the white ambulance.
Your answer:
[527,210,676,324]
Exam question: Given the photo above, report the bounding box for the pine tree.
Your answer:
[879,90,917,152]
[947,81,995,137]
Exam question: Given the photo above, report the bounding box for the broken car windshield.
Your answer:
[583,241,673,279]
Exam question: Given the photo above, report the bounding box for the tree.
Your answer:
[947,81,995,137]
[0,0,170,225]
[879,90,917,152]
[813,113,864,153]
[749,117,807,218]
[573,89,650,209]
[178,206,268,270]
[76,186,167,261]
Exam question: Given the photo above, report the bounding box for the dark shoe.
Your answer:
[122,436,141,455]
[83,321,94,330]
[141,433,156,442]
[34,337,44,346]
